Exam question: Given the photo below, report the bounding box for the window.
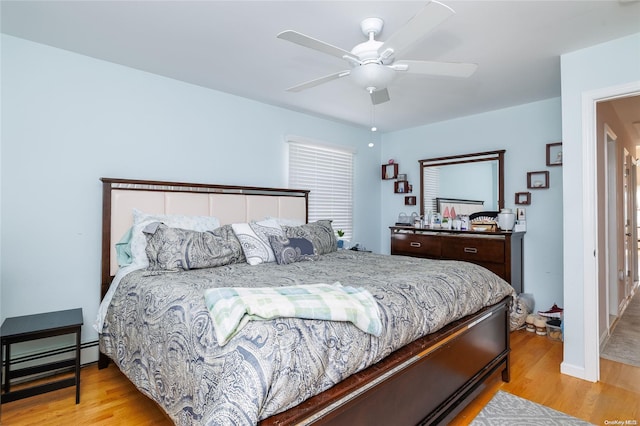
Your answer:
[288,138,354,239]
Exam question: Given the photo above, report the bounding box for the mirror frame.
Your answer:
[419,150,505,216]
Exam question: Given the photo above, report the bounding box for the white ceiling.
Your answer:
[2,0,639,133]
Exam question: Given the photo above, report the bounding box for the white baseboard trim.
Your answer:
[560,361,596,382]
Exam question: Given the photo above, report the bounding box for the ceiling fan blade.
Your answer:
[370,88,391,105]
[393,60,478,78]
[278,30,360,63]
[378,1,454,58]
[286,70,351,92]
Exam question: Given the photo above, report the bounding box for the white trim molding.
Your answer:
[571,81,640,383]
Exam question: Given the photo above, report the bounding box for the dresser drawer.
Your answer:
[391,233,441,258]
[389,227,524,293]
[441,237,505,263]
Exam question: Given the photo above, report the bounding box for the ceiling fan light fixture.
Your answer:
[350,63,395,91]
[279,1,472,107]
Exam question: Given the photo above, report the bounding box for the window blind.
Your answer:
[288,141,353,239]
[423,166,440,215]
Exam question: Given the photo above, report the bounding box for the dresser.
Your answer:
[390,227,525,294]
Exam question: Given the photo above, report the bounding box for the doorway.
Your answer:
[593,92,640,377]
[575,83,640,383]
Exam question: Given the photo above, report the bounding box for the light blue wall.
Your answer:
[560,32,640,380]
[0,35,379,355]
[380,98,564,313]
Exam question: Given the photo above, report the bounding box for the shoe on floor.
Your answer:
[538,303,563,318]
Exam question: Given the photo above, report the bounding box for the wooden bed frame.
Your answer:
[99,178,511,426]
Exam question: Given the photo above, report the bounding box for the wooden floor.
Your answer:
[1,330,639,425]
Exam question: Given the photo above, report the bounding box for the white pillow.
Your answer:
[129,209,221,268]
[264,216,305,226]
[231,219,284,265]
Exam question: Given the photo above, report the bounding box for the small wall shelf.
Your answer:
[382,164,398,180]
[405,196,417,206]
[515,192,531,205]
[394,180,409,194]
[546,142,563,166]
[527,171,549,189]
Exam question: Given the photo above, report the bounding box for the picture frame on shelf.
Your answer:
[546,142,563,166]
[397,173,407,181]
[515,192,531,205]
[527,171,549,189]
[382,163,398,180]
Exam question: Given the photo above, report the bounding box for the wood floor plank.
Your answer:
[1,330,638,425]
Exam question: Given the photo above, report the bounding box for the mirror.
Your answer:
[419,150,505,216]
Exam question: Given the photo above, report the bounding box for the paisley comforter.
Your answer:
[99,251,514,425]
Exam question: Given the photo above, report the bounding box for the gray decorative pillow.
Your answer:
[143,223,245,273]
[282,220,337,255]
[268,235,319,265]
[210,224,246,264]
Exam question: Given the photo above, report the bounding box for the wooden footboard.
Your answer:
[261,296,511,426]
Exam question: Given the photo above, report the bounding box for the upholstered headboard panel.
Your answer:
[101,178,309,298]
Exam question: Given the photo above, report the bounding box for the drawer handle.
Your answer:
[410,242,422,248]
[464,247,478,254]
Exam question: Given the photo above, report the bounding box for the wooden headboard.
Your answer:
[100,178,309,299]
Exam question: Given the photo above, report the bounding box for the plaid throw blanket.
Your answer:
[204,282,382,346]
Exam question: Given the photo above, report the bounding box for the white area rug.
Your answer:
[601,290,640,367]
[470,391,594,425]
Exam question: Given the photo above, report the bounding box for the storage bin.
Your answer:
[546,323,563,342]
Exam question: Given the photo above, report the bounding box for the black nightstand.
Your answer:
[1,308,83,404]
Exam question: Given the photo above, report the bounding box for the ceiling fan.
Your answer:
[277,1,477,105]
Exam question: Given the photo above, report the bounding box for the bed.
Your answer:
[97,178,514,425]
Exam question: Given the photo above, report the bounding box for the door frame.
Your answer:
[604,124,618,338]
[581,81,640,382]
